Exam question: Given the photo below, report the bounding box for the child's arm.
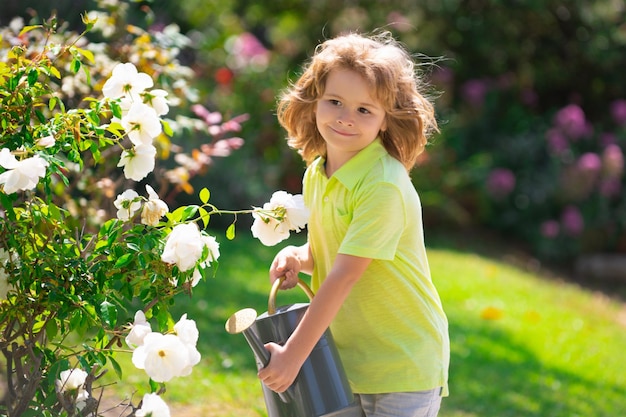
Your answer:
[269,242,314,289]
[258,253,371,393]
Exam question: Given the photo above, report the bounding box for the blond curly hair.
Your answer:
[277,31,438,170]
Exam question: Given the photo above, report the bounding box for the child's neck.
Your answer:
[325,150,356,177]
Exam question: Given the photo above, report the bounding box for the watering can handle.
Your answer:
[268,277,315,315]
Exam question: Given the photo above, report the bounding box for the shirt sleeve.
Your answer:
[338,181,406,260]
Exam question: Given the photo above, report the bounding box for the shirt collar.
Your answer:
[332,138,387,190]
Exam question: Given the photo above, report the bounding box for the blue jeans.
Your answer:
[334,388,442,417]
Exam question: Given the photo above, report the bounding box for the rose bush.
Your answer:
[0,5,308,417]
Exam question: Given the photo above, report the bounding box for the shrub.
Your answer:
[0,5,308,416]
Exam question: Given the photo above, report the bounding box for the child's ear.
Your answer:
[380,117,387,132]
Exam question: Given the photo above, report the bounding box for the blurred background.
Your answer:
[3,0,626,276]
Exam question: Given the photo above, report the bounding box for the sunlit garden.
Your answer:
[1,0,626,416]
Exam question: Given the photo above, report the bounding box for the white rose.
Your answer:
[113,189,141,221]
[0,148,49,194]
[56,368,89,407]
[251,213,289,246]
[161,223,204,272]
[250,191,309,246]
[174,314,199,346]
[121,102,162,146]
[136,393,171,417]
[200,234,220,264]
[125,310,152,349]
[102,62,153,99]
[36,134,56,148]
[118,143,157,182]
[132,332,200,382]
[143,89,169,116]
[141,185,169,226]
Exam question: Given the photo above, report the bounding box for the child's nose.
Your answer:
[337,110,354,126]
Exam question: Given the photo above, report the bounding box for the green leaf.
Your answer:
[110,101,122,119]
[8,74,19,91]
[73,47,95,64]
[106,121,124,137]
[100,300,117,327]
[167,206,185,223]
[180,205,199,222]
[114,253,134,268]
[67,149,81,163]
[70,58,81,74]
[126,242,141,252]
[32,318,46,334]
[155,307,173,333]
[48,96,57,111]
[199,187,210,204]
[162,119,173,136]
[149,378,160,393]
[82,64,92,86]
[226,223,236,240]
[46,319,58,340]
[87,110,100,125]
[198,207,211,228]
[90,140,101,162]
[70,310,83,331]
[27,69,38,86]
[78,138,92,152]
[34,109,46,124]
[109,356,123,379]
[19,25,42,36]
[47,65,61,79]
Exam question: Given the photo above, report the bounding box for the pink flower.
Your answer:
[545,128,569,155]
[226,32,270,70]
[553,104,591,140]
[461,79,489,107]
[560,205,584,236]
[610,99,626,126]
[540,220,560,239]
[486,168,516,199]
[599,178,621,198]
[576,152,601,176]
[191,104,223,125]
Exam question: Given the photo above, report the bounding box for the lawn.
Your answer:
[102,231,626,417]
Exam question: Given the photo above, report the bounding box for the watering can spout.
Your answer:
[225,308,292,403]
[225,308,270,365]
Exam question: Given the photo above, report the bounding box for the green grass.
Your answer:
[104,232,626,416]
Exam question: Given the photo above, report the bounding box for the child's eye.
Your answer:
[358,107,371,114]
[329,99,341,106]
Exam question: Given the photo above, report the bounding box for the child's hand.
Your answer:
[270,246,302,290]
[258,342,301,393]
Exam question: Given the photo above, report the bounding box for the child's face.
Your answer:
[315,68,387,162]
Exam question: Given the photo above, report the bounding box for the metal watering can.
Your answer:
[225,277,358,417]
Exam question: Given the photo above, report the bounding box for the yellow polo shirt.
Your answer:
[303,139,449,395]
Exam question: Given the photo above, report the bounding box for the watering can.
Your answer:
[225,277,358,417]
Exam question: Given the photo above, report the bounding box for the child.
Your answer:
[258,31,449,417]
